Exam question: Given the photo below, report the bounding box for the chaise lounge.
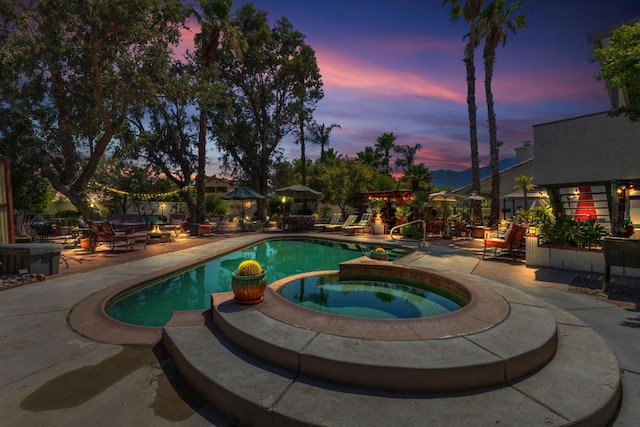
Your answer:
[91,221,148,252]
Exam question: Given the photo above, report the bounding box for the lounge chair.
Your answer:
[325,214,357,231]
[343,213,374,234]
[91,221,148,252]
[313,213,342,231]
[482,224,526,261]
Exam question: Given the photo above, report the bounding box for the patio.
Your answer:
[0,229,638,426]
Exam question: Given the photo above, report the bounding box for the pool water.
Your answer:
[276,274,463,319]
[106,238,413,326]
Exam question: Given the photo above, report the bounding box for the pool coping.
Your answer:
[67,233,416,345]
[261,259,510,340]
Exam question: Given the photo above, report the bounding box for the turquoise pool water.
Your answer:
[106,238,413,326]
[276,274,463,319]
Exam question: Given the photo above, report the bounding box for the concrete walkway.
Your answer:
[0,232,638,426]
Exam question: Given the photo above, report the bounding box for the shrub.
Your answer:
[539,216,603,249]
[236,259,263,276]
[400,224,422,238]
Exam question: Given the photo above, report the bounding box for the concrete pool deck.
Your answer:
[0,230,639,426]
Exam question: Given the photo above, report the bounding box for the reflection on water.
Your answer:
[107,239,409,326]
[277,273,462,319]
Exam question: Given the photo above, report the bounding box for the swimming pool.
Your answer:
[106,238,413,326]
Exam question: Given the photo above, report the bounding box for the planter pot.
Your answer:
[80,238,97,251]
[370,251,389,261]
[231,270,267,305]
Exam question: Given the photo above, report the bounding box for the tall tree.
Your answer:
[308,122,341,162]
[292,47,325,185]
[0,0,188,220]
[194,0,244,223]
[479,0,526,225]
[128,64,200,220]
[212,4,323,218]
[514,174,534,210]
[443,0,487,224]
[592,21,640,122]
[374,132,398,175]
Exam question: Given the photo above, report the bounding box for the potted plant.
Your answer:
[231,259,267,304]
[370,247,389,261]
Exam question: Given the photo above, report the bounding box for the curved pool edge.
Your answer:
[262,263,510,340]
[67,232,414,345]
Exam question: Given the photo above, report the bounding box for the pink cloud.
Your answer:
[315,47,465,104]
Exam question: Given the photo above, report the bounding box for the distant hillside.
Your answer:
[431,158,516,189]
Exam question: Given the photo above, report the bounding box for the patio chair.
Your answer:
[482,224,526,261]
[91,221,148,252]
[313,213,342,231]
[325,214,357,231]
[343,213,374,234]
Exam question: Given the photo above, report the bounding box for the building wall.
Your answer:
[533,112,640,186]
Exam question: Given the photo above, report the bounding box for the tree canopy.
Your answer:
[0,0,189,220]
[593,21,640,122]
[211,4,323,218]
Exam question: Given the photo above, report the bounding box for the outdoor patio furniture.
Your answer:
[325,214,357,231]
[91,221,148,252]
[313,213,342,231]
[106,214,148,233]
[163,214,186,235]
[482,224,526,261]
[282,215,315,230]
[198,224,215,236]
[344,213,374,234]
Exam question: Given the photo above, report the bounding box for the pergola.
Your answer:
[353,190,413,220]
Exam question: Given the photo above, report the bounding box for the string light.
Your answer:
[92,181,190,200]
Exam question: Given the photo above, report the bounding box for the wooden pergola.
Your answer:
[353,190,413,220]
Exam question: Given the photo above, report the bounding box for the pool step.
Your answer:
[163,307,621,426]
[210,291,558,393]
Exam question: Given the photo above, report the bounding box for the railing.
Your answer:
[389,220,426,246]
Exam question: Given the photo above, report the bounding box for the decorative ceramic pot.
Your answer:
[231,270,267,304]
[370,251,389,261]
[80,238,97,251]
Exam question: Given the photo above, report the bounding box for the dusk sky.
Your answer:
[188,1,640,174]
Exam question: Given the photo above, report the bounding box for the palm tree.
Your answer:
[400,164,433,193]
[374,132,398,175]
[356,146,380,169]
[442,0,486,225]
[514,175,534,210]
[394,143,422,170]
[308,122,341,162]
[480,0,526,225]
[195,0,244,222]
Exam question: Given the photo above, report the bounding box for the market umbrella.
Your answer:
[275,184,322,201]
[222,186,266,218]
[428,191,470,221]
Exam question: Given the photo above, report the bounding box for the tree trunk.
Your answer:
[485,54,500,226]
[196,105,207,224]
[299,115,307,186]
[464,56,482,225]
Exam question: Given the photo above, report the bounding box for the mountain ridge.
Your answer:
[431,158,516,189]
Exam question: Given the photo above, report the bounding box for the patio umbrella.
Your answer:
[275,184,322,201]
[428,191,470,221]
[222,186,265,218]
